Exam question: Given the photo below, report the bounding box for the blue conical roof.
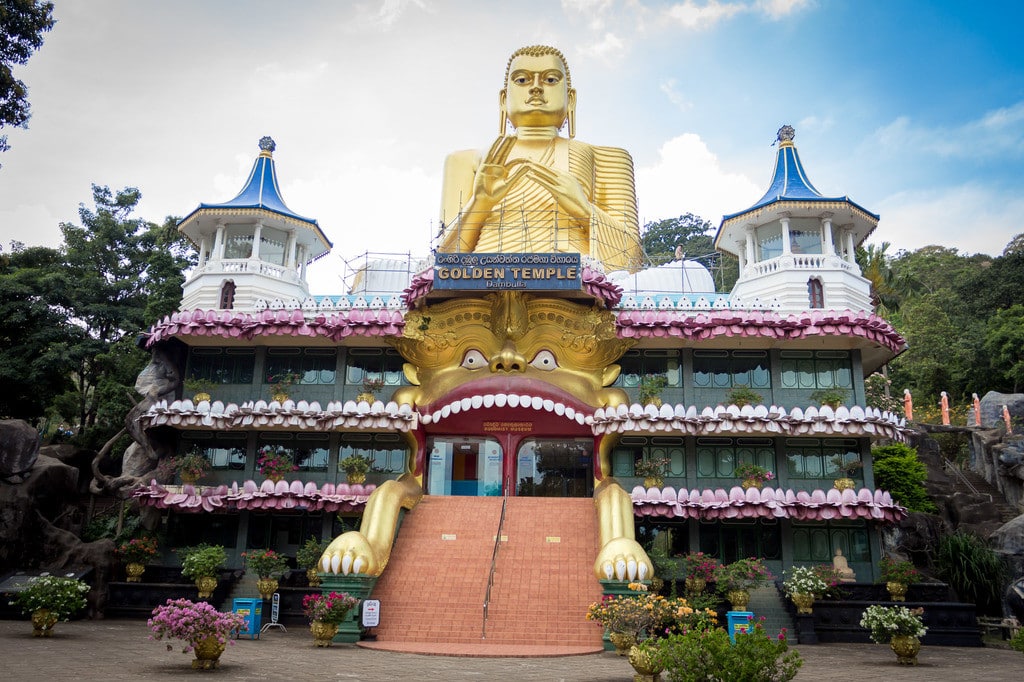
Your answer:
[721,125,878,222]
[194,136,319,227]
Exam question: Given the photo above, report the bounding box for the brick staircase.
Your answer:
[955,468,1019,523]
[367,496,603,651]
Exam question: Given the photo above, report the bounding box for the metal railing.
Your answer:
[482,476,511,639]
[942,456,990,501]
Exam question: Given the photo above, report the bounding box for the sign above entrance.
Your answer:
[434,253,580,291]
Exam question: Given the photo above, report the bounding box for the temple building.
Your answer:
[130,47,906,651]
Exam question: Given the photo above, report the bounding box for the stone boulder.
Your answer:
[0,419,40,483]
[979,391,1024,429]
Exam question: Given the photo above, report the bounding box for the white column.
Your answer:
[744,226,756,264]
[296,245,307,281]
[213,222,226,260]
[198,238,209,268]
[844,228,856,264]
[250,221,263,260]
[286,232,297,268]
[780,214,792,255]
[737,249,746,272]
[821,213,835,256]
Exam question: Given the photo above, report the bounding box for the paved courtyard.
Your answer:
[0,619,1020,681]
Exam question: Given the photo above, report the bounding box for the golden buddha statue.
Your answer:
[438,45,642,273]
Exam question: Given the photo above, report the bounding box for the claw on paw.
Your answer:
[321,531,378,576]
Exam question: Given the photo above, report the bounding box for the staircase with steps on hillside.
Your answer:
[361,496,604,655]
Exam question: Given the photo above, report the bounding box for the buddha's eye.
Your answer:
[543,72,562,85]
[461,349,487,370]
[529,350,558,371]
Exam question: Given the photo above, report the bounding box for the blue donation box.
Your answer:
[233,598,262,639]
[726,611,754,644]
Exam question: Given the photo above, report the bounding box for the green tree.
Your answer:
[985,304,1024,392]
[0,0,55,158]
[0,243,77,422]
[639,213,738,291]
[871,443,935,513]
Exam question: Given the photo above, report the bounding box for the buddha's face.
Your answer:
[503,53,573,129]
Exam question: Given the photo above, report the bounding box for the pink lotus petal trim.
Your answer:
[131,479,376,513]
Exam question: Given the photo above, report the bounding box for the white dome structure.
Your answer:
[607,258,716,296]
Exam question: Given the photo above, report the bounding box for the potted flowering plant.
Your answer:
[171,449,210,484]
[829,454,863,490]
[242,548,289,599]
[257,445,298,482]
[782,565,829,614]
[638,374,668,406]
[878,557,920,601]
[184,377,216,402]
[713,558,773,610]
[679,551,721,594]
[339,453,372,484]
[733,462,775,489]
[859,605,927,665]
[725,385,763,407]
[149,598,247,669]
[117,536,159,582]
[586,585,678,653]
[179,544,227,598]
[634,456,671,487]
[297,537,328,586]
[267,371,301,401]
[12,574,89,636]
[302,591,360,647]
[357,376,386,403]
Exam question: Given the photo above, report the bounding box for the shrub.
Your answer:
[860,605,927,642]
[296,538,328,570]
[935,531,1007,615]
[179,544,227,580]
[241,549,289,578]
[117,536,159,564]
[302,592,359,624]
[782,566,829,598]
[871,443,936,513]
[149,598,246,652]
[12,575,89,620]
[877,557,921,584]
[653,622,802,682]
[680,552,721,582]
[713,558,773,593]
[1010,627,1024,654]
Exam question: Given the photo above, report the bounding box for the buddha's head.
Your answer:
[391,292,630,413]
[500,45,576,137]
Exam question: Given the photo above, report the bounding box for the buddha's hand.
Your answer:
[320,531,381,577]
[525,161,592,220]
[472,136,528,207]
[594,536,653,582]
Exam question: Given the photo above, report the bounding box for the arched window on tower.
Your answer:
[219,280,236,310]
[807,278,824,309]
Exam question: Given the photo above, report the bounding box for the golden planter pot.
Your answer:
[31,609,58,637]
[726,589,750,611]
[833,477,856,491]
[790,593,815,615]
[195,575,218,599]
[889,634,921,665]
[125,562,146,582]
[628,643,664,682]
[356,392,376,404]
[256,577,279,600]
[346,472,367,485]
[193,392,211,402]
[608,631,637,656]
[192,635,226,670]
[306,567,322,587]
[643,477,664,489]
[684,576,706,595]
[180,473,199,485]
[886,581,908,602]
[741,479,763,490]
[271,392,289,403]
[310,620,339,647]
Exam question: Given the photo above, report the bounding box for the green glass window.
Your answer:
[695,438,774,479]
[181,432,247,470]
[692,350,770,389]
[187,348,255,385]
[344,348,405,387]
[784,438,861,480]
[264,348,337,385]
[339,433,408,474]
[611,437,686,477]
[699,520,781,563]
[792,521,870,562]
[257,433,329,472]
[614,350,682,388]
[779,350,852,389]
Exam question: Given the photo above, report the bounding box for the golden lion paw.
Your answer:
[320,531,379,576]
[594,537,652,581]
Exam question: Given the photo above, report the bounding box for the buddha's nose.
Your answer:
[490,342,526,373]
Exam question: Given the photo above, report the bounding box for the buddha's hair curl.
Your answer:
[504,45,572,89]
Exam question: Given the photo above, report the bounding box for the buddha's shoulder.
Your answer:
[569,140,633,164]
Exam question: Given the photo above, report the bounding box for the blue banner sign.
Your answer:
[434,252,581,290]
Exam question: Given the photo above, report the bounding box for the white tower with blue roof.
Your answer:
[715,126,877,312]
[177,137,332,310]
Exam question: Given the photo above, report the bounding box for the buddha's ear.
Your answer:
[566,88,577,138]
[498,89,508,135]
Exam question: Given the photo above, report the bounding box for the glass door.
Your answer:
[425,436,503,496]
[515,438,593,497]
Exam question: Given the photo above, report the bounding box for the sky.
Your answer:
[2,0,1022,294]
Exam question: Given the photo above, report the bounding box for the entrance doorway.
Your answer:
[424,435,593,498]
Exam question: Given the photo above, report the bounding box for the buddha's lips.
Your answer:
[418,376,596,423]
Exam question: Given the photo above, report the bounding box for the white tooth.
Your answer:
[626,559,638,581]
[353,557,365,575]
[471,395,483,409]
[322,556,332,573]
[508,394,520,408]
[441,404,451,419]
[495,393,507,407]
[531,396,543,410]
[565,407,576,420]
[450,400,461,414]
[341,553,353,575]
[638,563,649,580]
[483,394,495,408]
[461,397,473,411]
[554,403,566,416]
[422,414,432,424]
[615,559,627,580]
[330,554,341,574]
[432,410,442,422]
[576,412,586,424]
[543,399,554,412]
[602,563,614,580]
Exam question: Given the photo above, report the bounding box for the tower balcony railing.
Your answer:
[742,253,858,280]
[189,258,303,285]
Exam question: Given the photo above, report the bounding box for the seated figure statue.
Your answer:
[833,548,856,582]
[438,45,642,273]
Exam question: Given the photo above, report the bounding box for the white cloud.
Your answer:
[355,0,432,30]
[660,78,692,112]
[636,133,762,224]
[874,184,1023,257]
[664,1,745,29]
[561,0,617,30]
[579,32,628,60]
[755,0,814,20]
[0,203,63,250]
[873,102,1024,159]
